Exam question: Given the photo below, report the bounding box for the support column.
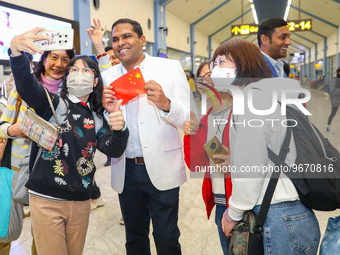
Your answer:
[153,0,162,57]
[304,51,306,79]
[190,24,195,74]
[153,0,169,57]
[315,45,317,79]
[337,27,339,68]
[73,0,92,54]
[309,48,311,79]
[208,35,212,59]
[323,37,327,84]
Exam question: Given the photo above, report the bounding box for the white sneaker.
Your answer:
[326,127,334,134]
[119,217,125,225]
[23,206,30,217]
[91,195,105,210]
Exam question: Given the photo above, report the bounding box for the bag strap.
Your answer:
[254,126,292,232]
[43,87,60,127]
[13,96,22,125]
[32,148,42,172]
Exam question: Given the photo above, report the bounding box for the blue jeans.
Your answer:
[215,205,230,255]
[253,201,320,255]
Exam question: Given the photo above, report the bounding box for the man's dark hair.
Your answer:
[105,46,113,52]
[111,18,143,38]
[257,18,288,47]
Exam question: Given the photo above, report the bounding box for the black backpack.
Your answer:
[268,105,340,211]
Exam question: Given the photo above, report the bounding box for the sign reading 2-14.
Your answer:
[287,19,312,32]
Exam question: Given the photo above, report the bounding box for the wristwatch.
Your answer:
[163,98,171,113]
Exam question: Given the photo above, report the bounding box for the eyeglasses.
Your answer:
[197,71,212,83]
[68,66,96,77]
[210,58,229,70]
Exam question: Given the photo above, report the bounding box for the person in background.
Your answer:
[283,61,290,77]
[220,39,320,255]
[183,59,233,254]
[9,27,128,255]
[326,67,340,134]
[257,17,291,78]
[186,71,196,93]
[105,45,121,67]
[0,11,15,54]
[101,18,196,254]
[0,47,74,255]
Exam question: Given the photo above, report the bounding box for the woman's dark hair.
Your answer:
[337,67,340,78]
[196,60,212,78]
[33,49,76,82]
[212,39,272,86]
[60,55,104,117]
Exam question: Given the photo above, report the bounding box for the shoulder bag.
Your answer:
[20,87,61,151]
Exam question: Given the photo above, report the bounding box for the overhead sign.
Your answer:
[287,19,312,32]
[231,19,312,37]
[231,24,259,36]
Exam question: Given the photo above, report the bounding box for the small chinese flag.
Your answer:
[110,67,146,105]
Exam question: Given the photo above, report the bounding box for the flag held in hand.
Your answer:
[110,67,146,105]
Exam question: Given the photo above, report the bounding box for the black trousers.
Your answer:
[328,106,339,125]
[119,160,181,255]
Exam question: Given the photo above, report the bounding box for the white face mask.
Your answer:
[211,66,236,79]
[211,66,236,92]
[67,72,94,98]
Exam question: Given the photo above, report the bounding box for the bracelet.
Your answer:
[223,208,238,223]
[96,52,108,60]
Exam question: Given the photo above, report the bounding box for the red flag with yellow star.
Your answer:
[110,67,146,105]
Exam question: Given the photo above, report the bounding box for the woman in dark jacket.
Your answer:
[9,27,129,255]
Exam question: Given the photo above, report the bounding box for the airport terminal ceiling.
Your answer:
[166,0,340,60]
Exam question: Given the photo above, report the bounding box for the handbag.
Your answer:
[0,167,24,242]
[0,97,22,163]
[20,87,61,151]
[229,146,286,255]
[12,149,41,205]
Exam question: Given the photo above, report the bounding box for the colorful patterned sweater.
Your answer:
[10,52,129,201]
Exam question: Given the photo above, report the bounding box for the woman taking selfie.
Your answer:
[9,27,129,255]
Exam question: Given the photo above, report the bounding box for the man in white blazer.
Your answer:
[101,18,197,255]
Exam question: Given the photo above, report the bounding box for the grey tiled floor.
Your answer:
[10,86,340,254]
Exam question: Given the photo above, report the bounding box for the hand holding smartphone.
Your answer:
[33,29,74,51]
[204,136,229,164]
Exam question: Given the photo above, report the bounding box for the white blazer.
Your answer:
[101,53,197,193]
